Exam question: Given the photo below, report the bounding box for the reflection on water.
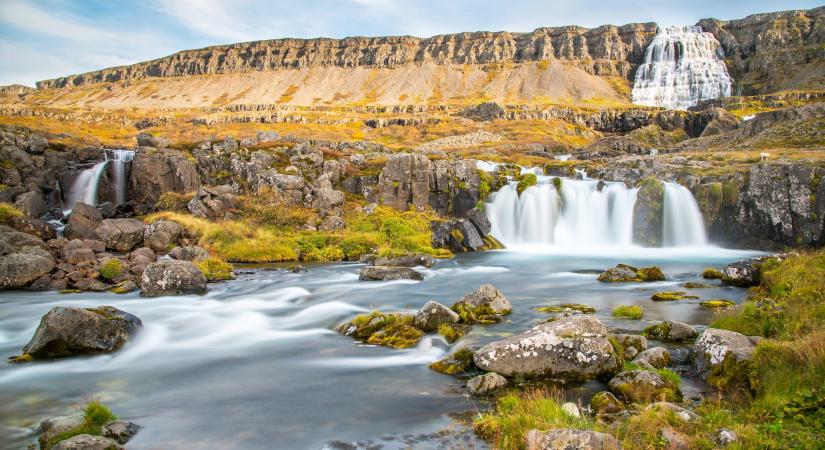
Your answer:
[0,247,761,449]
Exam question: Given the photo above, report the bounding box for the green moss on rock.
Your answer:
[535,303,596,314]
[516,173,538,195]
[366,323,424,348]
[429,347,476,375]
[700,299,736,308]
[650,291,698,301]
[702,268,724,279]
[438,322,469,344]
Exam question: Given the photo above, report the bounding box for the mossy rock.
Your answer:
[706,351,753,391]
[636,266,665,282]
[366,323,424,349]
[702,268,723,279]
[535,303,596,314]
[438,322,470,344]
[452,302,508,325]
[682,281,714,289]
[336,311,413,341]
[516,173,537,195]
[481,235,505,250]
[590,391,625,418]
[700,299,736,308]
[429,347,476,376]
[632,177,665,246]
[650,291,698,302]
[608,370,681,403]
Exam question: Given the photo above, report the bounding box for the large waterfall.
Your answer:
[483,165,709,248]
[631,26,733,110]
[62,149,135,215]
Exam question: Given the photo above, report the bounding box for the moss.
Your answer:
[706,351,752,391]
[643,322,672,340]
[44,401,117,450]
[59,289,83,295]
[481,235,505,250]
[154,191,195,213]
[437,322,468,344]
[8,353,32,364]
[516,173,537,195]
[682,281,714,289]
[700,299,736,309]
[366,323,425,349]
[612,305,644,319]
[98,259,123,281]
[651,291,698,301]
[196,257,234,281]
[108,281,135,295]
[429,347,475,375]
[552,176,562,194]
[452,302,508,325]
[0,202,23,224]
[722,180,740,207]
[702,268,723,279]
[636,266,665,281]
[535,303,596,314]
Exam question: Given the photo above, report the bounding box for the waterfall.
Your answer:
[62,149,135,215]
[631,25,733,110]
[486,176,638,247]
[662,182,707,246]
[109,149,135,205]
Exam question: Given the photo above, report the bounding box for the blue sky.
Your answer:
[0,0,820,86]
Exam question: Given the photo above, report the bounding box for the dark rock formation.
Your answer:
[129,148,199,207]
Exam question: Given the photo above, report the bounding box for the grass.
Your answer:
[45,401,117,449]
[612,304,644,319]
[98,259,123,281]
[196,257,234,281]
[0,202,23,224]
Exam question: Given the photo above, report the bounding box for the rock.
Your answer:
[365,323,424,348]
[65,247,95,264]
[140,260,208,296]
[466,372,508,396]
[52,434,124,450]
[359,266,423,281]
[136,132,169,148]
[597,264,665,282]
[589,391,625,419]
[608,370,681,403]
[102,420,141,444]
[143,220,183,252]
[651,291,698,301]
[473,316,619,380]
[8,216,56,240]
[721,258,762,287]
[452,284,511,322]
[717,428,737,446]
[615,334,647,359]
[634,347,670,369]
[645,402,700,422]
[128,148,199,206]
[65,202,102,240]
[99,201,116,218]
[429,347,476,375]
[318,215,344,231]
[461,101,505,121]
[660,427,690,450]
[693,328,755,387]
[633,177,664,246]
[95,219,146,252]
[13,191,47,217]
[38,413,84,449]
[702,268,723,279]
[525,429,620,450]
[311,188,345,217]
[0,251,54,289]
[188,185,238,220]
[374,253,435,267]
[413,301,459,332]
[129,247,156,262]
[644,320,697,342]
[169,245,209,262]
[109,280,138,294]
[466,207,491,237]
[16,306,141,360]
[453,218,485,251]
[377,153,432,211]
[561,402,581,418]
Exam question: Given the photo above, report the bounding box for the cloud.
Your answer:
[150,0,258,42]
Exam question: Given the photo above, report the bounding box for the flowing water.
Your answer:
[109,150,135,206]
[632,25,733,110]
[61,149,135,215]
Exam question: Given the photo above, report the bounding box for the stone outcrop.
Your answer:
[95,219,146,252]
[65,202,102,240]
[466,372,508,396]
[473,316,619,379]
[188,185,238,220]
[413,301,459,332]
[129,147,200,207]
[632,177,664,246]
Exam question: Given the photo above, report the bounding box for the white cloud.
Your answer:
[150,0,258,42]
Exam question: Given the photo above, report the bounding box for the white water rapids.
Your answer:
[632,25,733,110]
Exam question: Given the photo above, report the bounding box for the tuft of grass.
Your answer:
[0,202,23,224]
[45,401,117,449]
[98,259,123,281]
[196,256,234,281]
[154,191,195,213]
[612,304,644,319]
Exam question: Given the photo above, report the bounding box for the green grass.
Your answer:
[0,202,22,224]
[196,257,234,281]
[45,401,117,449]
[515,173,537,195]
[98,259,123,281]
[612,304,644,319]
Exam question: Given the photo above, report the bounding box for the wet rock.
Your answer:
[413,301,459,332]
[102,419,141,444]
[693,328,755,387]
[702,268,723,279]
[451,284,511,324]
[143,220,183,252]
[95,219,146,252]
[644,320,697,342]
[38,413,84,448]
[721,258,762,287]
[634,347,670,369]
[473,316,619,380]
[466,372,507,396]
[453,218,485,251]
[373,253,435,268]
[169,245,209,262]
[590,391,625,419]
[109,280,138,294]
[52,434,124,450]
[466,207,491,237]
[608,370,681,403]
[525,428,620,450]
[15,306,141,360]
[64,202,102,240]
[140,260,207,296]
[359,266,423,281]
[366,322,424,348]
[651,291,698,301]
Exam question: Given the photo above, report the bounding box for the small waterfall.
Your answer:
[662,182,707,246]
[632,26,733,110]
[109,149,135,205]
[62,149,135,215]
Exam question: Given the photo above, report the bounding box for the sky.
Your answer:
[0,0,820,87]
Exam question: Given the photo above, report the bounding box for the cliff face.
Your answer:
[36,23,657,89]
[698,6,825,94]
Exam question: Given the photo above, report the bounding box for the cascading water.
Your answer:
[662,182,707,246]
[109,149,135,205]
[631,25,733,110]
[61,149,135,215]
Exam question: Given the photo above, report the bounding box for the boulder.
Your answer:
[466,207,491,237]
[310,188,345,217]
[0,251,54,289]
[634,347,670,369]
[13,191,47,217]
[64,203,102,240]
[660,427,690,450]
[38,413,84,449]
[454,218,484,251]
[95,219,146,252]
[597,264,638,282]
[693,328,755,385]
[169,245,209,262]
[608,370,681,403]
[143,220,183,252]
[140,260,207,296]
[374,253,435,267]
[188,185,238,220]
[136,132,169,148]
[633,177,664,246]
[615,334,647,359]
[466,372,507,396]
[128,148,199,206]
[453,284,511,317]
[525,429,620,450]
[473,316,619,380]
[377,153,431,211]
[52,434,124,450]
[359,266,423,281]
[645,402,700,422]
[644,320,697,342]
[17,306,141,360]
[413,301,459,332]
[721,258,762,287]
[102,420,141,444]
[589,391,625,419]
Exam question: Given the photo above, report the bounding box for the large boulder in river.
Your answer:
[359,266,423,281]
[140,260,207,296]
[64,202,102,240]
[16,306,141,360]
[374,253,435,267]
[525,429,620,450]
[413,301,459,332]
[95,219,146,252]
[473,316,620,380]
[693,328,755,387]
[451,284,511,323]
[632,177,664,246]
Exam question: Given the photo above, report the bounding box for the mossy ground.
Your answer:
[45,401,117,449]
